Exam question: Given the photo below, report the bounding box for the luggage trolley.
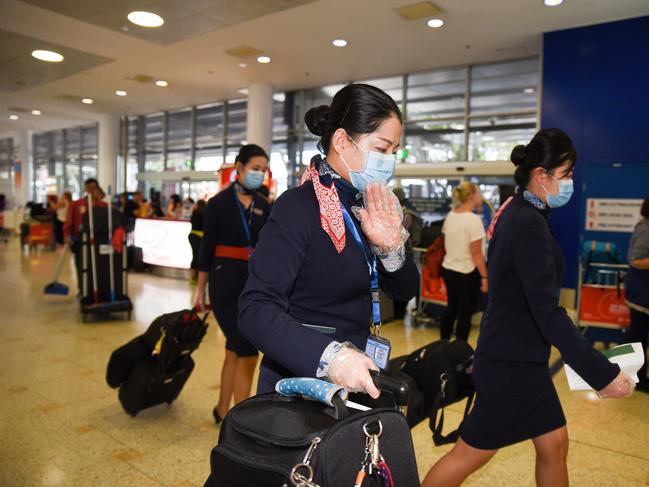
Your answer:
[411,245,447,327]
[577,261,630,345]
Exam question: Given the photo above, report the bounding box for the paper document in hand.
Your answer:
[564,342,645,391]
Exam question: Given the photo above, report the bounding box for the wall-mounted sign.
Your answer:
[585,198,643,233]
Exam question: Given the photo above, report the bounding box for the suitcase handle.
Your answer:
[370,370,410,408]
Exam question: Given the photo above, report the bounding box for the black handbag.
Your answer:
[205,374,420,487]
[396,339,475,445]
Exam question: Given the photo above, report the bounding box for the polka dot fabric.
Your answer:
[275,377,348,407]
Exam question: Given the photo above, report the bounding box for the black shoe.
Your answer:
[213,407,223,425]
[636,381,649,394]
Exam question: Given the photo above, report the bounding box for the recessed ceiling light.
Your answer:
[238,88,249,96]
[31,109,42,115]
[332,39,348,47]
[9,114,18,120]
[524,88,535,94]
[238,63,247,68]
[31,49,64,62]
[155,80,168,87]
[427,18,445,28]
[256,56,271,64]
[115,90,127,96]
[81,98,94,104]
[544,0,564,6]
[127,11,164,27]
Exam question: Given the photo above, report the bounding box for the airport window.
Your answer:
[31,124,99,201]
[166,108,193,171]
[0,138,13,180]
[143,113,164,172]
[406,67,466,120]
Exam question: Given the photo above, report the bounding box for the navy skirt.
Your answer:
[460,355,566,450]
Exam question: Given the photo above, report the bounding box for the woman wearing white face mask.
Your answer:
[238,83,420,397]
[194,144,271,424]
[423,129,634,487]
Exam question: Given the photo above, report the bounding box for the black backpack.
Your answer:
[393,339,475,445]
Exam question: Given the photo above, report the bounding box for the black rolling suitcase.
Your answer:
[205,373,419,487]
[106,309,208,416]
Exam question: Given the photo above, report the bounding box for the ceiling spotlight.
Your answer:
[427,18,445,28]
[238,63,248,68]
[31,109,42,115]
[9,114,19,120]
[31,49,64,62]
[256,56,271,64]
[155,80,168,87]
[238,88,249,96]
[332,39,348,47]
[127,11,164,27]
[115,90,127,96]
[544,0,564,6]
[81,98,94,104]
[524,88,535,94]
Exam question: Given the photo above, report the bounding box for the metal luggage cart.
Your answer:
[410,246,447,327]
[577,261,630,345]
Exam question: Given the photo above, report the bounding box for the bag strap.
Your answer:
[429,372,475,446]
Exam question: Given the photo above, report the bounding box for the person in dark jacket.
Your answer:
[194,144,270,424]
[238,84,419,398]
[625,195,649,393]
[188,199,206,280]
[423,129,635,487]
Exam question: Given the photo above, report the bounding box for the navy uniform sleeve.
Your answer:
[238,191,333,377]
[377,254,420,302]
[512,208,619,390]
[196,198,219,273]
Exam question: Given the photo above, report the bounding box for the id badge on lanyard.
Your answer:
[340,205,391,370]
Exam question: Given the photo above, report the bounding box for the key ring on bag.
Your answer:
[290,437,321,487]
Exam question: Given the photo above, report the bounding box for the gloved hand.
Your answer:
[597,371,636,398]
[355,182,408,255]
[327,342,381,399]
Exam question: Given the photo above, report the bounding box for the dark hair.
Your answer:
[641,195,649,219]
[304,83,402,154]
[510,128,577,187]
[195,199,206,211]
[84,178,99,187]
[236,144,268,165]
[170,194,181,206]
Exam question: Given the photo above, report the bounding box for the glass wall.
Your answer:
[121,56,538,197]
[31,124,99,202]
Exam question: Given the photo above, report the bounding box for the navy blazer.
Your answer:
[239,174,420,393]
[477,191,619,390]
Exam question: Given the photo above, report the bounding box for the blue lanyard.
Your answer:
[233,189,254,252]
[340,205,381,325]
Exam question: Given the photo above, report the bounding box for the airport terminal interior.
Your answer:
[1,1,649,486]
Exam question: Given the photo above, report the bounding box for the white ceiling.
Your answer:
[1,0,648,134]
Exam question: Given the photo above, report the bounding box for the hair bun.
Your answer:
[510,145,527,167]
[304,105,331,136]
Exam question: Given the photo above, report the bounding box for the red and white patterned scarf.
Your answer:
[300,163,346,253]
[486,196,513,241]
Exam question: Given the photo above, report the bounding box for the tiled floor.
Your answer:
[1,239,648,486]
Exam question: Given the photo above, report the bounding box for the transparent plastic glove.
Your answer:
[597,371,636,398]
[352,182,409,255]
[327,342,381,399]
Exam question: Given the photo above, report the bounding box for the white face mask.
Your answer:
[339,137,396,192]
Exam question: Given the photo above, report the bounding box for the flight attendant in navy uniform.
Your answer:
[239,84,419,398]
[195,144,270,424]
[422,129,635,487]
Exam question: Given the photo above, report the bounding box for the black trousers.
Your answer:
[441,267,480,342]
[628,308,649,385]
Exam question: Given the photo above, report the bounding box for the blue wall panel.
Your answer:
[542,15,649,290]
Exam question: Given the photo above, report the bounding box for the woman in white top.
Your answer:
[440,182,488,341]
